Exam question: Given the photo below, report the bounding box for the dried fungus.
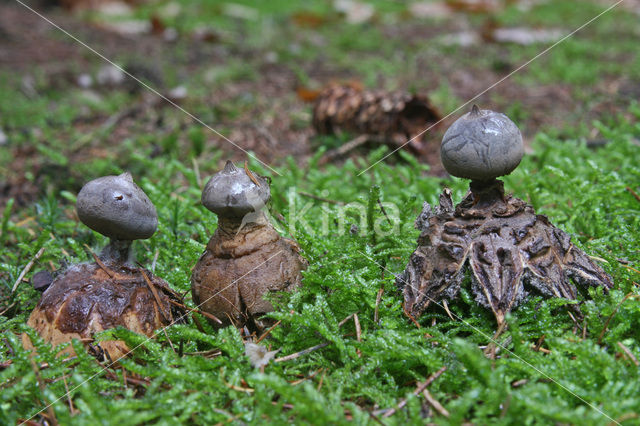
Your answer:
[398,106,613,326]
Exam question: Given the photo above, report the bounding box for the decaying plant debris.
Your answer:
[398,107,613,326]
[191,161,307,330]
[312,84,441,154]
[23,173,184,361]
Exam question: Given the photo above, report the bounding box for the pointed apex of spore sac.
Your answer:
[202,160,271,218]
[223,160,239,174]
[470,104,481,116]
[119,171,134,182]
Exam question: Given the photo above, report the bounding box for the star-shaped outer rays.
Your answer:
[397,180,613,327]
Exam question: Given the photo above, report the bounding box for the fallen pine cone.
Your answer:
[312,84,441,155]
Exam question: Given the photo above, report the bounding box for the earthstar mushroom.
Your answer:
[398,106,613,326]
[191,161,307,330]
[24,173,183,361]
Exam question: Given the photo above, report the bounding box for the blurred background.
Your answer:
[1,0,639,208]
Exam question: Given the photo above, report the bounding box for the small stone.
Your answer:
[31,270,54,292]
[77,73,93,88]
[97,64,126,86]
[440,105,524,181]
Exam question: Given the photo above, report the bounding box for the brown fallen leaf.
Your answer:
[296,86,323,103]
[291,11,329,28]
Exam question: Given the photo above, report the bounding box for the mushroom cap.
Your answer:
[202,161,270,218]
[441,105,524,181]
[76,172,158,240]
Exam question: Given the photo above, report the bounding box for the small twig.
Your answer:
[192,157,202,189]
[422,388,450,417]
[244,161,261,186]
[598,292,639,345]
[529,345,551,354]
[511,379,528,387]
[0,302,16,316]
[533,335,546,352]
[163,328,176,353]
[30,358,59,426]
[380,366,447,418]
[71,104,141,152]
[84,244,115,278]
[619,264,640,275]
[626,186,640,203]
[62,375,77,416]
[376,198,392,226]
[338,312,357,328]
[403,305,421,328]
[441,299,455,321]
[167,299,223,325]
[484,320,509,358]
[290,369,321,385]
[499,393,511,418]
[256,320,282,343]
[319,134,370,165]
[317,368,326,391]
[140,270,170,323]
[354,313,362,357]
[151,249,159,273]
[275,342,330,363]
[221,368,254,393]
[374,287,384,323]
[298,191,344,205]
[617,341,639,366]
[11,246,46,294]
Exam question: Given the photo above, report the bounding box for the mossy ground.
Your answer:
[1,0,640,424]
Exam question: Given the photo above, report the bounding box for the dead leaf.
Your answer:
[150,15,165,35]
[296,87,322,103]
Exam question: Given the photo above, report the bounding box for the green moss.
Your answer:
[2,107,639,424]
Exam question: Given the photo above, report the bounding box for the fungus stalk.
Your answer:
[100,239,134,264]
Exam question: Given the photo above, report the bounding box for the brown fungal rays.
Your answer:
[398,107,612,326]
